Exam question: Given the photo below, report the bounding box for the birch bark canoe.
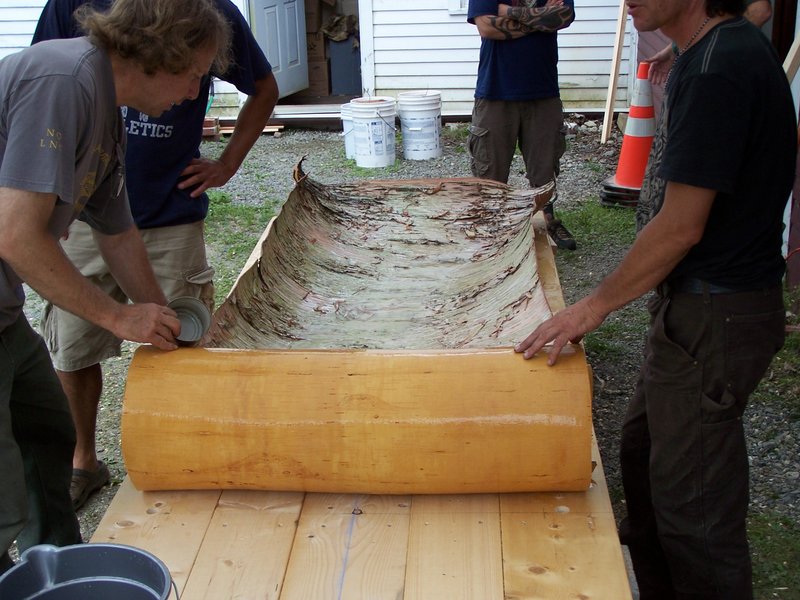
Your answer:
[122,167,594,494]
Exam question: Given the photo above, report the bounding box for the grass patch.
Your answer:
[205,190,275,306]
[584,310,648,363]
[750,288,800,422]
[557,201,637,251]
[442,122,470,142]
[749,512,800,599]
[754,333,800,421]
[342,157,403,176]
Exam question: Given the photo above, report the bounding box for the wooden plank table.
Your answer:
[92,437,630,599]
[92,214,632,599]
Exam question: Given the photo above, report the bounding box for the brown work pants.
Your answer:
[467,96,566,189]
[620,285,785,599]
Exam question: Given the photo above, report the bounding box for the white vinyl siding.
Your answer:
[360,0,631,116]
[0,1,46,60]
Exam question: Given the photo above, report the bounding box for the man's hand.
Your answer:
[515,296,606,365]
[645,44,675,86]
[178,73,279,199]
[178,157,236,198]
[112,303,181,350]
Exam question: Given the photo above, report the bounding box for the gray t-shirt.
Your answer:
[0,37,133,330]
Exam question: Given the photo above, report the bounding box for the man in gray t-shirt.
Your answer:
[0,0,231,574]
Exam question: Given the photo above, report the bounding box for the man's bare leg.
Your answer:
[57,365,102,472]
[57,365,110,508]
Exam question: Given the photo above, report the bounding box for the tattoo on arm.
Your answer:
[507,5,575,33]
[487,15,524,40]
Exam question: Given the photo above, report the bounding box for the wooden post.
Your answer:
[785,38,800,293]
[601,1,629,144]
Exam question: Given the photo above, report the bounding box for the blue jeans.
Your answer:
[0,314,81,571]
[619,286,785,600]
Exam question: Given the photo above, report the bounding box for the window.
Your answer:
[448,0,468,15]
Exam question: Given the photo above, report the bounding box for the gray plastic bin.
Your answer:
[0,544,173,600]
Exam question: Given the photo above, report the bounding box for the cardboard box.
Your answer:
[306,31,326,61]
[304,0,321,32]
[297,59,330,96]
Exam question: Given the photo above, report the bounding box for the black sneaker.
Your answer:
[547,217,577,251]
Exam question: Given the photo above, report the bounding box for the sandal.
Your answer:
[70,460,111,510]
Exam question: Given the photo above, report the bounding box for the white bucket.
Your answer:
[340,102,355,160]
[397,90,442,160]
[351,96,396,168]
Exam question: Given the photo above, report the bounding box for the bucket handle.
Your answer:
[171,579,181,599]
[378,112,397,132]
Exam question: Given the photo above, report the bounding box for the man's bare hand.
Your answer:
[178,157,236,198]
[645,45,675,86]
[515,297,606,365]
[112,303,181,350]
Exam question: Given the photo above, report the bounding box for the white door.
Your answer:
[250,0,308,97]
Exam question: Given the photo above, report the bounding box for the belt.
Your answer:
[657,277,743,296]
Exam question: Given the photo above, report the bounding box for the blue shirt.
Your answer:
[32,0,273,229]
[468,0,573,100]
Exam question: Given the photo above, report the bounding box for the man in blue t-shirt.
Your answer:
[32,0,279,510]
[467,0,575,250]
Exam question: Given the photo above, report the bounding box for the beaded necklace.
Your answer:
[666,16,712,88]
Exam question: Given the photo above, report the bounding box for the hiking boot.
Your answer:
[546,217,577,251]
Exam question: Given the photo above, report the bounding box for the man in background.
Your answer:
[33,0,279,510]
[467,0,577,250]
[1,0,230,572]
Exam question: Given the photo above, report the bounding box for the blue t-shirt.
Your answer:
[32,0,273,229]
[468,0,572,100]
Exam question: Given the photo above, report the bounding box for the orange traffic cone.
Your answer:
[601,62,656,207]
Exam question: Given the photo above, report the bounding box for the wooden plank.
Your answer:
[94,446,631,599]
[500,510,630,599]
[90,478,221,594]
[405,494,504,599]
[501,436,633,599]
[533,211,566,313]
[280,493,411,600]
[601,1,628,143]
[179,490,304,600]
[218,124,284,136]
[783,34,800,82]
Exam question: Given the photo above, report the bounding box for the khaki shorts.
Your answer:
[42,220,214,371]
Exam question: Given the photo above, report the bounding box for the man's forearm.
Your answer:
[7,230,126,333]
[217,73,279,177]
[504,4,575,33]
[589,182,714,317]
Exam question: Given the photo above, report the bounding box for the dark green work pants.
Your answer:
[0,314,81,572]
